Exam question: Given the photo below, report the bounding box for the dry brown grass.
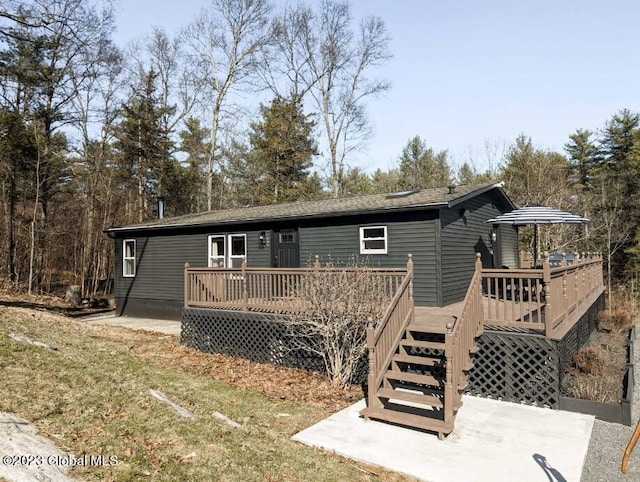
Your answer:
[565,327,630,403]
[0,305,410,482]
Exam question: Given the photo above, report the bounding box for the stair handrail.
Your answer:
[366,254,414,410]
[443,253,484,429]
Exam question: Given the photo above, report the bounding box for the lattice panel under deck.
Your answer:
[181,308,368,383]
[467,333,560,408]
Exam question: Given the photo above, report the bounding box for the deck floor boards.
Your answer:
[413,302,464,333]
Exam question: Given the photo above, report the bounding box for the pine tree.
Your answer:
[248,96,318,204]
[112,70,175,222]
[564,129,599,190]
[397,136,452,190]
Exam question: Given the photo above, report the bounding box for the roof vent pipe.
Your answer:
[448,185,456,194]
[157,196,165,219]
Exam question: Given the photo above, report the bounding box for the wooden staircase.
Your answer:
[361,254,484,439]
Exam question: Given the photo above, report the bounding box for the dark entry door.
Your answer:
[271,229,300,268]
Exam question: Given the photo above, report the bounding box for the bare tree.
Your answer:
[182,0,273,211]
[127,27,201,140]
[588,179,631,312]
[271,1,391,197]
[70,38,125,297]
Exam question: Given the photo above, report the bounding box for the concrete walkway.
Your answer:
[81,313,181,335]
[293,396,594,482]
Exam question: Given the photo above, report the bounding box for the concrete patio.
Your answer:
[293,396,595,482]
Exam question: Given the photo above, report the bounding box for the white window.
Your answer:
[123,239,136,277]
[228,234,247,268]
[208,234,247,267]
[360,226,387,254]
[208,235,225,267]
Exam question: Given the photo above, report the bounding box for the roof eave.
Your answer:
[104,201,450,235]
[447,183,515,210]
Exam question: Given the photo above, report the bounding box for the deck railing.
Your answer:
[366,256,414,411]
[183,257,408,314]
[480,252,604,338]
[444,253,484,430]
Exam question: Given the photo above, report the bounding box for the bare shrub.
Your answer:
[286,257,394,389]
[571,347,607,376]
[599,309,633,333]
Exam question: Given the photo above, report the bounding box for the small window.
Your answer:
[279,232,295,243]
[228,234,246,268]
[208,235,225,267]
[123,239,136,277]
[360,226,387,254]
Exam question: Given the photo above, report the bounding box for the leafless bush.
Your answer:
[285,257,393,389]
[571,347,607,376]
[599,309,634,333]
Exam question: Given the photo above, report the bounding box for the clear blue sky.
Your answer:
[113,0,640,173]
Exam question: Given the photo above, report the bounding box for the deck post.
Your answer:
[582,252,588,299]
[314,255,320,273]
[561,252,567,301]
[542,252,553,338]
[366,317,380,412]
[407,254,414,301]
[444,324,454,429]
[241,258,248,312]
[184,263,190,308]
[574,252,580,302]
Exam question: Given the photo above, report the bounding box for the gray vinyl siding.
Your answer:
[497,224,519,268]
[114,228,272,319]
[439,192,506,305]
[299,217,439,306]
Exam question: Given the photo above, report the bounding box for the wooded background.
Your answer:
[1,0,638,298]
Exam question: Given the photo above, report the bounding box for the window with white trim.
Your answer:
[360,226,387,254]
[123,239,136,277]
[228,234,247,268]
[207,234,247,267]
[208,235,225,267]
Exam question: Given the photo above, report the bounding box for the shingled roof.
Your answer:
[106,183,510,233]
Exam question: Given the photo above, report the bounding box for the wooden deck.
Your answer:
[414,302,465,334]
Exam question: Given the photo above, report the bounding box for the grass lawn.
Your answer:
[0,306,410,481]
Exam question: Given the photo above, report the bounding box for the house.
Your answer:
[105,182,606,438]
[105,183,518,320]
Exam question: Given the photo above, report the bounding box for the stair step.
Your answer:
[400,339,445,350]
[376,387,444,408]
[408,323,449,335]
[393,353,443,366]
[360,406,452,435]
[385,370,441,386]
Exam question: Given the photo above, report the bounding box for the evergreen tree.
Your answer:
[564,129,599,190]
[596,109,640,279]
[178,117,210,212]
[397,136,452,190]
[501,134,570,207]
[371,168,401,193]
[340,167,373,195]
[248,96,318,204]
[112,70,175,222]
